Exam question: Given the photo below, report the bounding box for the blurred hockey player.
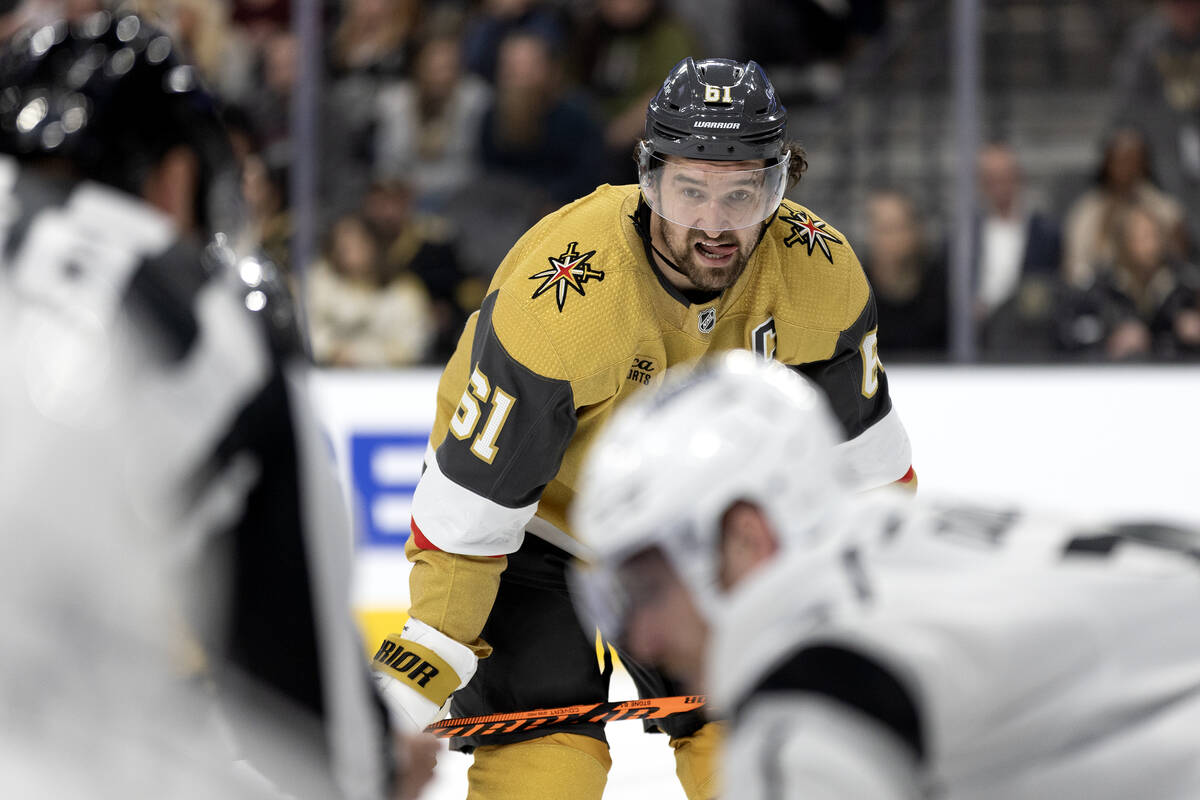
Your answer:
[0,12,432,799]
[571,351,1200,800]
[369,55,913,800]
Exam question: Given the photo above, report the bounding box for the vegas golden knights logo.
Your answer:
[529,242,605,311]
[752,317,777,359]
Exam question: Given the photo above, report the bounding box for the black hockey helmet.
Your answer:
[0,11,241,239]
[644,57,787,163]
[638,58,791,231]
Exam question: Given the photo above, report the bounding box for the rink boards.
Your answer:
[308,364,1200,649]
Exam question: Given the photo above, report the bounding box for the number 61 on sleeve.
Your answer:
[449,366,516,464]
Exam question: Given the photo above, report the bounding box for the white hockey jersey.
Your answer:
[709,493,1200,800]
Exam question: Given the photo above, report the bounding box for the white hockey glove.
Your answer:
[371,617,478,733]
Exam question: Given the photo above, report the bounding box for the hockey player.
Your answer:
[0,13,430,799]
[370,57,914,799]
[571,351,1200,800]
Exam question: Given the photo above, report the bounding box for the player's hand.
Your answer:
[371,617,478,732]
[392,732,440,800]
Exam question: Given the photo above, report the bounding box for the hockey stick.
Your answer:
[424,695,707,739]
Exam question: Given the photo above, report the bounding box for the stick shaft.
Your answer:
[424,695,706,739]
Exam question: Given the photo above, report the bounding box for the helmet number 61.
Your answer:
[704,85,733,103]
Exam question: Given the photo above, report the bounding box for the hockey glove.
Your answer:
[371,617,478,732]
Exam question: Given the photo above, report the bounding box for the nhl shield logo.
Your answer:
[698,307,716,334]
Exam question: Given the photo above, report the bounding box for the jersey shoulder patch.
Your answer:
[487,185,648,388]
[767,202,870,335]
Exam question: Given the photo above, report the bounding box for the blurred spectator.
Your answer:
[479,30,605,205]
[243,28,297,158]
[325,0,422,226]
[329,0,416,80]
[861,189,947,357]
[243,153,293,276]
[232,0,291,45]
[142,0,256,101]
[361,179,483,361]
[1063,127,1186,288]
[375,33,491,209]
[221,104,262,167]
[570,0,698,184]
[664,0,738,57]
[461,0,566,83]
[1064,205,1200,360]
[741,0,886,106]
[309,214,434,366]
[974,142,1062,318]
[1113,0,1200,248]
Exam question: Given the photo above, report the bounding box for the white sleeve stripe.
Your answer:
[837,406,912,491]
[409,446,535,556]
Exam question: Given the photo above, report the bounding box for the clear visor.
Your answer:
[637,141,790,232]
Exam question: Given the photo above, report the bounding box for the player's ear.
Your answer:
[719,500,778,590]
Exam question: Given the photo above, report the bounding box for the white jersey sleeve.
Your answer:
[730,694,923,800]
[712,494,1200,800]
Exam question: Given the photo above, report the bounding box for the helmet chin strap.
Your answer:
[630,199,688,276]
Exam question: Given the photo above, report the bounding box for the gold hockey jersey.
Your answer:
[406,184,912,648]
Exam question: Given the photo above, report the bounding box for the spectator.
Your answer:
[461,0,566,83]
[1064,205,1200,360]
[231,0,291,46]
[325,0,422,226]
[361,179,483,362]
[374,33,491,210]
[329,0,416,80]
[479,30,605,205]
[974,142,1062,317]
[242,28,297,159]
[146,0,257,102]
[664,0,739,57]
[570,0,698,184]
[1063,127,1186,287]
[740,0,887,106]
[308,213,434,367]
[243,152,293,276]
[1112,0,1200,247]
[861,189,947,358]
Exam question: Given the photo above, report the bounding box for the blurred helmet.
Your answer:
[0,11,241,240]
[570,350,850,644]
[639,58,789,231]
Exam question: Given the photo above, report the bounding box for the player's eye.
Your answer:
[681,187,705,201]
[725,190,753,205]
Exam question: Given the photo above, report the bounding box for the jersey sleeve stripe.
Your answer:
[409,446,537,556]
[894,466,917,491]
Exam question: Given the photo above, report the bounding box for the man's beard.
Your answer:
[652,215,760,292]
